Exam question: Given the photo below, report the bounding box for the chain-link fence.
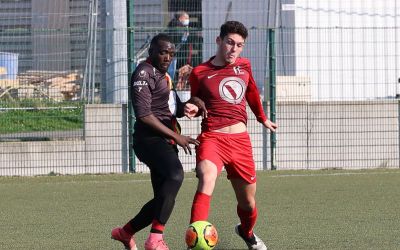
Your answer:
[0,0,399,176]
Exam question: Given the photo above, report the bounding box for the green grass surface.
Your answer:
[0,100,83,134]
[1,169,399,249]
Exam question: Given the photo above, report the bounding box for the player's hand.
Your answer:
[263,119,278,132]
[174,134,200,155]
[187,96,207,118]
[184,103,199,119]
[177,64,193,90]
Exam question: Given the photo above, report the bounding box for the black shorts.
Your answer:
[133,135,183,179]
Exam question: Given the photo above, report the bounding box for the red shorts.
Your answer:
[196,131,257,184]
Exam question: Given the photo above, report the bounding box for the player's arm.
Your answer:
[139,114,200,154]
[187,70,208,118]
[245,67,277,132]
[174,91,203,119]
[131,70,199,153]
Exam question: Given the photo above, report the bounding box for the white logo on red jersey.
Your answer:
[233,66,244,75]
[219,77,246,104]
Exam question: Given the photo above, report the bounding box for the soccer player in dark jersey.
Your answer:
[111,33,205,250]
[188,21,277,250]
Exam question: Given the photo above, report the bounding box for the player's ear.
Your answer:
[216,36,221,45]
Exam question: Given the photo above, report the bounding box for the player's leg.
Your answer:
[227,132,267,250]
[112,137,183,250]
[142,140,184,250]
[231,179,267,250]
[190,132,224,223]
[111,137,155,250]
[149,146,184,231]
[231,179,257,236]
[120,163,168,236]
[190,159,219,222]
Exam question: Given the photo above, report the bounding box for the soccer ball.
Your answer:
[185,221,218,250]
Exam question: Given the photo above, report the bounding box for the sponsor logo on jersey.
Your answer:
[233,66,244,75]
[218,77,246,104]
[138,70,147,78]
[133,80,148,86]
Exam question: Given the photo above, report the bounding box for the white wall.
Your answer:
[294,0,400,100]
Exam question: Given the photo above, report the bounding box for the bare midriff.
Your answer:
[211,122,247,134]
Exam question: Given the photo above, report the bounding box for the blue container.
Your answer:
[0,52,19,80]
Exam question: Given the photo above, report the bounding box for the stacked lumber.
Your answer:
[15,70,81,101]
[0,79,19,89]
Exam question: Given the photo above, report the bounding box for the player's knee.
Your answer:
[196,160,218,180]
[197,169,217,185]
[169,167,184,185]
[238,198,256,211]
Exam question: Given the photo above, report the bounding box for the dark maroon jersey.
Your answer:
[189,57,267,132]
[131,61,183,136]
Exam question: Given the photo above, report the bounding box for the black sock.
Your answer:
[238,225,257,245]
[150,228,163,234]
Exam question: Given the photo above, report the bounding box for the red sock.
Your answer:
[122,222,135,236]
[190,191,212,223]
[237,205,258,238]
[151,219,165,233]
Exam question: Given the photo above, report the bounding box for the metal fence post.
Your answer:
[268,28,277,170]
[263,28,269,170]
[127,0,135,173]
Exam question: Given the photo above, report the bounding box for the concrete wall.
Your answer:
[0,104,127,176]
[136,100,400,172]
[0,101,398,176]
[276,100,399,169]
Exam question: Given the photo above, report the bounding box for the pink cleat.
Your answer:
[144,238,169,250]
[111,227,138,250]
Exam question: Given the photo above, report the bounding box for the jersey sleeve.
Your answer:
[245,63,267,123]
[189,69,200,97]
[130,68,153,118]
[174,90,185,118]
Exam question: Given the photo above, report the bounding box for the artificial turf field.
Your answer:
[1,169,399,249]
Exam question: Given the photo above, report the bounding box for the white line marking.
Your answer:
[269,170,400,178]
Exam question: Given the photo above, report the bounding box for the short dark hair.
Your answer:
[150,33,172,49]
[219,21,248,40]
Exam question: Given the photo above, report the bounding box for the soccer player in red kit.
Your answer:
[188,21,277,250]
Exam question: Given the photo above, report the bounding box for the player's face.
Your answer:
[150,40,175,73]
[217,33,245,64]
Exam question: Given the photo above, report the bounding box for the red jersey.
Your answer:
[189,57,267,132]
